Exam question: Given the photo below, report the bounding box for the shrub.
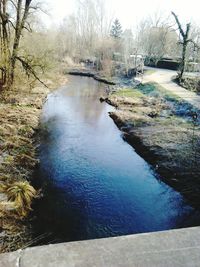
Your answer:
[0,181,38,218]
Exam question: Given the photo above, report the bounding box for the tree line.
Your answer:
[1,0,200,90]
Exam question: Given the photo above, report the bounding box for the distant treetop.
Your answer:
[110,19,123,39]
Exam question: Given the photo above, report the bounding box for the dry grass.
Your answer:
[0,181,38,218]
[0,95,43,253]
[0,74,68,253]
[109,88,167,124]
[0,105,40,183]
[109,86,200,202]
[0,70,68,253]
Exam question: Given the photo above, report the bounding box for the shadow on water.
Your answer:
[32,76,200,245]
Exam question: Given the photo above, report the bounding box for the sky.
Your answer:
[44,0,200,29]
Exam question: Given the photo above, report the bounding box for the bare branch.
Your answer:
[16,56,48,88]
[9,0,17,10]
[8,19,16,30]
[188,39,200,50]
[29,2,49,16]
[171,11,185,38]
[23,21,32,32]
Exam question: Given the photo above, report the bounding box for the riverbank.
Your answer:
[103,82,200,206]
[143,67,200,110]
[0,74,68,253]
[177,76,200,94]
[66,69,116,85]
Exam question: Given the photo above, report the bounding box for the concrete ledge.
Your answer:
[1,227,200,267]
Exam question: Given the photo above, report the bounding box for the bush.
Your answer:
[0,181,38,218]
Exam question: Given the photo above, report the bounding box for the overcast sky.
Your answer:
[44,0,200,28]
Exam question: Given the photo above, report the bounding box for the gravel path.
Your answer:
[143,67,200,110]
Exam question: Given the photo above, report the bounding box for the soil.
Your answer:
[67,69,116,85]
[0,74,68,253]
[102,83,200,207]
[179,76,200,94]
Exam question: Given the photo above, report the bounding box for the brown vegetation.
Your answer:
[180,76,200,94]
[0,0,200,254]
[0,72,68,253]
[0,85,46,252]
[105,86,200,205]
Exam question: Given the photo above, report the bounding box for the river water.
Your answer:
[33,76,200,244]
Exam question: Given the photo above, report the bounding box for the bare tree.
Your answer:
[171,12,191,81]
[55,0,114,72]
[171,12,200,81]
[136,13,179,66]
[9,0,33,85]
[0,0,46,89]
[0,0,10,86]
[122,29,134,76]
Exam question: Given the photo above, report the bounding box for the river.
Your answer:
[33,76,200,244]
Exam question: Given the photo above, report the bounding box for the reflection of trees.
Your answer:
[154,181,200,229]
[62,77,106,126]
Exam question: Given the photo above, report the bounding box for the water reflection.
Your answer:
[33,76,200,244]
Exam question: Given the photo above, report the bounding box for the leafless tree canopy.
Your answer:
[0,0,49,89]
[1,1,200,89]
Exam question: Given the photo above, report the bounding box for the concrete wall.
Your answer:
[1,227,200,267]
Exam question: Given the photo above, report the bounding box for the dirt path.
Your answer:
[143,67,200,110]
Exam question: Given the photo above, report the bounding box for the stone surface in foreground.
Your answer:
[1,227,200,267]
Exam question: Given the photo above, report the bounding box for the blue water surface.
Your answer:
[34,76,200,243]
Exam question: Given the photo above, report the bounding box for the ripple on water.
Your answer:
[33,76,200,244]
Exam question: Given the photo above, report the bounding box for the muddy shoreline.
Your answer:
[0,75,68,253]
[0,91,47,253]
[67,69,116,85]
[102,85,200,207]
[65,71,200,206]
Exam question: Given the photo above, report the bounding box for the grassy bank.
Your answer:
[67,68,116,85]
[179,76,200,94]
[0,73,68,253]
[105,83,200,206]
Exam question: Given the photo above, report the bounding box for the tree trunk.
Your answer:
[9,0,23,85]
[0,0,10,86]
[171,12,191,83]
[180,41,187,81]
[9,0,32,86]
